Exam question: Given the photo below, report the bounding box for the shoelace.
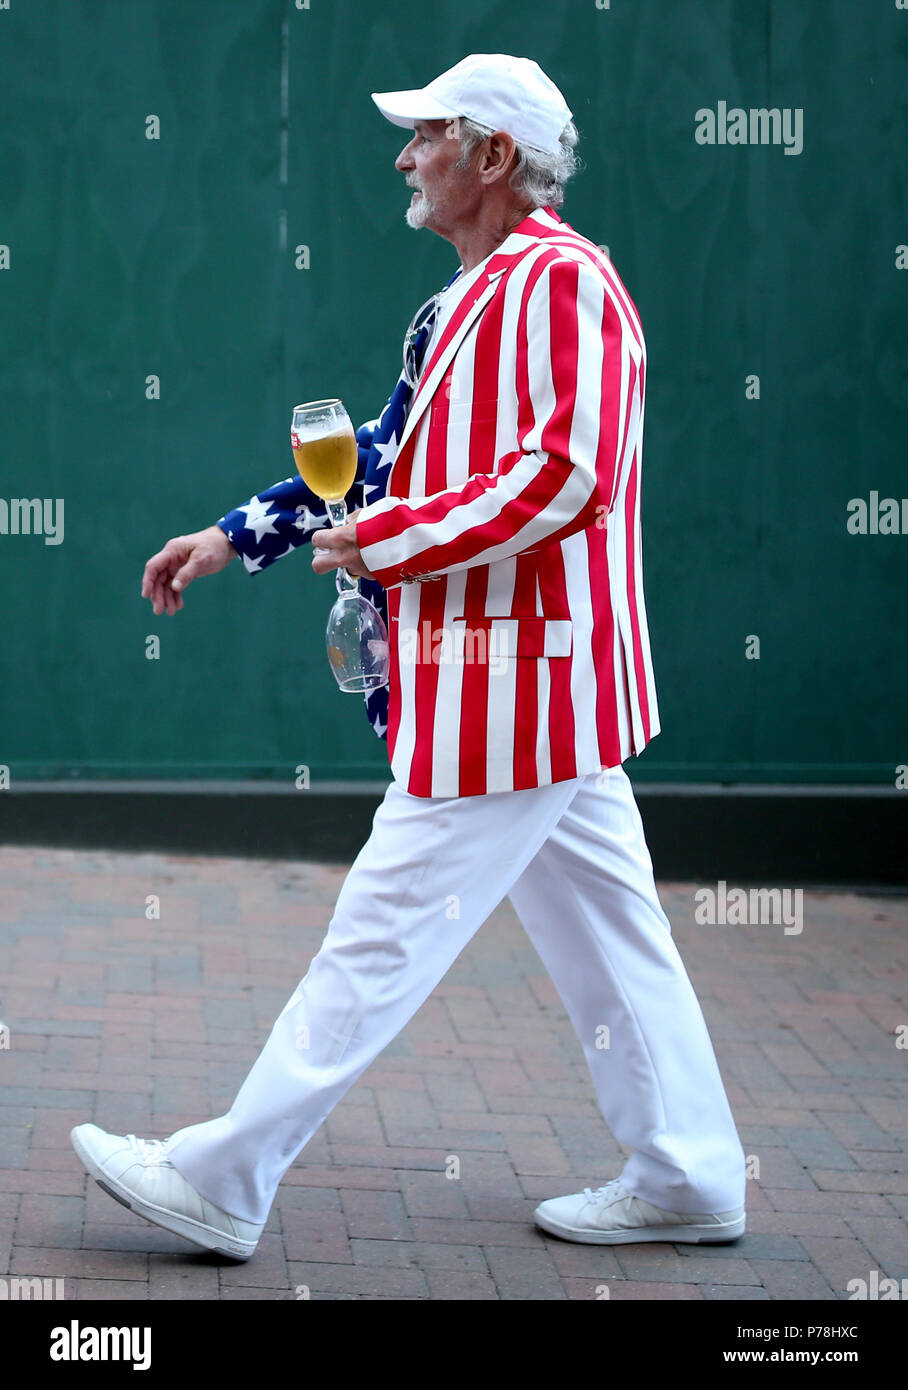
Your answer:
[583,1179,631,1207]
[126,1134,169,1164]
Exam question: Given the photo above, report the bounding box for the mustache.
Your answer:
[405,175,422,190]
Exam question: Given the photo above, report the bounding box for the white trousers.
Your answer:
[166,767,746,1225]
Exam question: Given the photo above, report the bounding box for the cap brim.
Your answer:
[371,88,460,129]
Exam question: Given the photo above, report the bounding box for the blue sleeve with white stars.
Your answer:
[215,421,377,576]
[215,418,391,745]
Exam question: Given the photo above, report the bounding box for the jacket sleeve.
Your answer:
[217,419,377,575]
[354,259,632,588]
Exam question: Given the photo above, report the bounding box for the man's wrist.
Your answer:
[214,518,241,559]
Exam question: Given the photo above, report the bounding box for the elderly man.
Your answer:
[71,55,746,1261]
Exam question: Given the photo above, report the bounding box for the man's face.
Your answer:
[395,118,479,235]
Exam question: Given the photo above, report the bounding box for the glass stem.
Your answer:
[327,499,358,593]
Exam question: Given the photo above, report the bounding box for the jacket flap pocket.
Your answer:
[451,616,573,659]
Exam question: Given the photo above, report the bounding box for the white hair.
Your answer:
[454,116,580,209]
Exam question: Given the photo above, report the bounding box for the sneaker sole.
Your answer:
[534,1209,746,1245]
[70,1128,257,1261]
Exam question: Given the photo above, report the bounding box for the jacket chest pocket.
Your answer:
[437,397,502,486]
[444,397,500,427]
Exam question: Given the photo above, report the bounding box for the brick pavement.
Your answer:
[0,845,906,1301]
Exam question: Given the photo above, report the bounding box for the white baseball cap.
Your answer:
[371,53,573,159]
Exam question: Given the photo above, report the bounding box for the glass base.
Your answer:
[326,592,390,693]
[334,671,390,694]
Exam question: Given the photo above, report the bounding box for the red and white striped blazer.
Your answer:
[355,205,660,798]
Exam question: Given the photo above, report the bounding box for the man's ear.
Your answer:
[479,131,519,185]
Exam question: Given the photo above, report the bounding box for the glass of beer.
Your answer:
[291,399,390,693]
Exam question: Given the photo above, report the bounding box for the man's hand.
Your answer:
[311,510,378,581]
[141,525,237,616]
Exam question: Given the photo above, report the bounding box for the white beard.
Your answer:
[404,189,435,229]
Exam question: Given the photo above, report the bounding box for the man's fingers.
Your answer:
[148,556,183,615]
[168,571,186,614]
[142,551,171,598]
[143,541,186,604]
[313,521,355,549]
[311,527,336,572]
[312,545,347,572]
[170,552,207,593]
[152,576,169,616]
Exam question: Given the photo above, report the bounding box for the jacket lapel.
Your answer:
[393,267,506,462]
[388,207,568,493]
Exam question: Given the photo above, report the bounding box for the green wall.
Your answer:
[0,0,905,785]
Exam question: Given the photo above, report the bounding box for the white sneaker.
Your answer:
[71,1124,262,1260]
[534,1179,746,1245]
